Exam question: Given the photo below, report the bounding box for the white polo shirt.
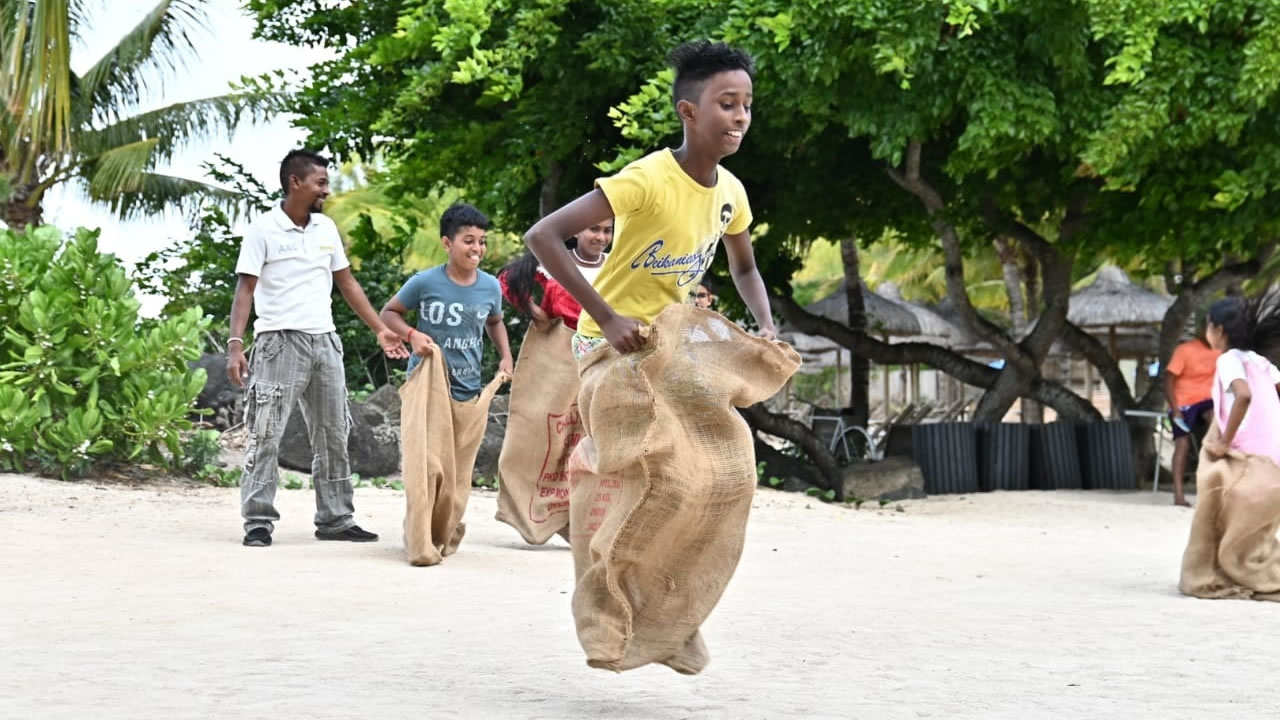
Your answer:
[235,203,350,334]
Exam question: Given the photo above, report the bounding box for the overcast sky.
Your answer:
[45,0,333,281]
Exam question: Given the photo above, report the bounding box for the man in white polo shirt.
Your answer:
[227,149,408,548]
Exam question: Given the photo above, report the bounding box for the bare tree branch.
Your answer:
[1061,321,1135,414]
[886,141,1029,369]
[740,404,842,494]
[775,293,1101,421]
[980,195,1077,362]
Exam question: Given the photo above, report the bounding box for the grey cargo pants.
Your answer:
[241,330,356,534]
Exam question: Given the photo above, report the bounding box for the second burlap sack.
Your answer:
[495,320,582,545]
[568,304,801,674]
[400,352,507,566]
[1179,425,1280,601]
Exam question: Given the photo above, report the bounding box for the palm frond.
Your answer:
[83,137,159,198]
[74,92,283,164]
[3,0,74,165]
[77,170,238,221]
[75,0,209,122]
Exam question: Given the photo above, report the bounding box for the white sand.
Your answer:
[2,474,1276,719]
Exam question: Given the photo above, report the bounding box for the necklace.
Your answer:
[572,248,605,267]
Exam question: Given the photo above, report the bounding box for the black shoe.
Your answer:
[243,528,272,547]
[315,525,378,542]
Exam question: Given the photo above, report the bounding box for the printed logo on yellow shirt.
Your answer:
[626,203,735,288]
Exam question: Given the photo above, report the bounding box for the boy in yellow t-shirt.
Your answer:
[524,40,775,353]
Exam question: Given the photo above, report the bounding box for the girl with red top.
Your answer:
[500,219,613,330]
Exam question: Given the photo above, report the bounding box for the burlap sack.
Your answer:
[568,304,801,674]
[1179,425,1280,601]
[400,352,507,567]
[495,320,582,545]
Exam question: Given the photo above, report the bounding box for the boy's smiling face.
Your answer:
[686,69,753,158]
[442,225,487,271]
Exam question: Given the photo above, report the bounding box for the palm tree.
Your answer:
[1,0,279,228]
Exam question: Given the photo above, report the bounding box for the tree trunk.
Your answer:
[2,185,44,229]
[996,236,1042,423]
[538,161,563,219]
[1023,250,1040,316]
[740,404,843,497]
[886,143,1076,424]
[839,237,870,431]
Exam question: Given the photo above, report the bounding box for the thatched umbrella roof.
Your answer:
[774,330,850,371]
[877,283,968,342]
[805,280,921,337]
[1068,266,1172,328]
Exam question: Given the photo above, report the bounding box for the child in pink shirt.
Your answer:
[1203,294,1280,467]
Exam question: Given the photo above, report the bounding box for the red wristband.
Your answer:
[406,329,417,342]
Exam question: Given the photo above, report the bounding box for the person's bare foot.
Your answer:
[1174,498,1192,508]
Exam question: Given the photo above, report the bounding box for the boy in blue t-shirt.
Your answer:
[380,203,514,400]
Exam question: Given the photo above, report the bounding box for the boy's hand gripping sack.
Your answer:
[496,320,582,544]
[400,352,508,566]
[568,304,801,673]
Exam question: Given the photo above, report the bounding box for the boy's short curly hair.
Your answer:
[668,40,755,107]
[440,202,490,239]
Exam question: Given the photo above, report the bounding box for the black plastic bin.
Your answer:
[976,422,1030,491]
[1028,422,1083,490]
[1077,421,1137,490]
[910,423,979,495]
[884,424,914,459]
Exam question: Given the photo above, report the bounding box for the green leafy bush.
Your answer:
[0,226,210,478]
[180,429,224,474]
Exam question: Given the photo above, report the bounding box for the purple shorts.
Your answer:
[1172,398,1213,439]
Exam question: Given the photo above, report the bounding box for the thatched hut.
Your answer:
[1065,266,1173,413]
[802,280,922,336]
[878,283,970,344]
[777,281,923,413]
[1068,266,1172,347]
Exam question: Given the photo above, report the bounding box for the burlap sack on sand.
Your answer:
[400,352,507,567]
[568,304,801,674]
[496,320,582,545]
[1179,425,1280,601]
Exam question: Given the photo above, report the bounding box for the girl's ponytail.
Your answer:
[500,250,541,317]
[1248,288,1280,362]
[1208,289,1280,360]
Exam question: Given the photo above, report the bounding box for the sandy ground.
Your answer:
[2,475,1278,720]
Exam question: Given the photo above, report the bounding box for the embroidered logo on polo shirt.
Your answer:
[278,242,300,254]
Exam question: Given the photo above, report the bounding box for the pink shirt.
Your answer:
[1213,349,1280,467]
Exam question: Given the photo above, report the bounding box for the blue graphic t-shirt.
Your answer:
[395,265,502,401]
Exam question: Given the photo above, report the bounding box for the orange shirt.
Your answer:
[1167,340,1220,408]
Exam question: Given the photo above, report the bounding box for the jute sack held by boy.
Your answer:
[495,320,582,545]
[380,202,514,566]
[568,304,799,673]
[525,41,792,672]
[400,352,507,566]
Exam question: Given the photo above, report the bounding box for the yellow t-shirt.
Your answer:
[577,149,753,338]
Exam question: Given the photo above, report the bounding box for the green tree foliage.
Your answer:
[249,0,728,225]
[0,226,209,478]
[0,0,280,228]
